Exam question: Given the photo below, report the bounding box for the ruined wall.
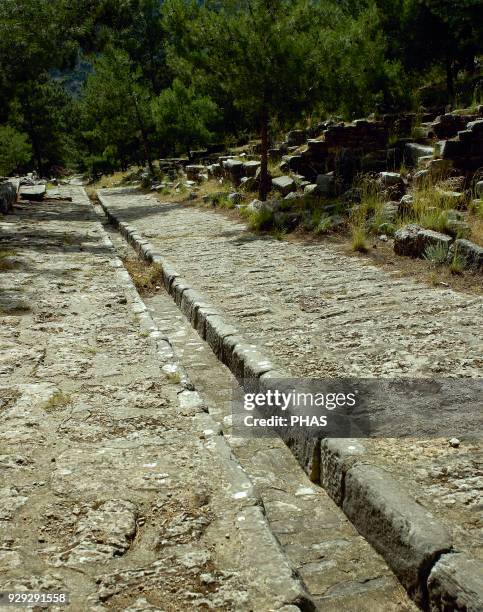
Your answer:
[441,119,483,173]
[297,120,390,182]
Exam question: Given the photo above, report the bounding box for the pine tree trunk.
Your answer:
[259,107,269,201]
[24,99,43,176]
[446,53,455,107]
[132,94,155,175]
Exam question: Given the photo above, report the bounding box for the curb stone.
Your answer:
[97,190,483,611]
[427,553,483,611]
[93,194,316,611]
[342,464,453,607]
[319,438,367,505]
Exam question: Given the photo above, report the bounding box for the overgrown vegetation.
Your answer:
[423,242,450,265]
[246,206,274,232]
[0,126,32,175]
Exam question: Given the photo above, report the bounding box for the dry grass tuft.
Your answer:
[43,390,71,412]
[351,226,369,252]
[122,257,163,295]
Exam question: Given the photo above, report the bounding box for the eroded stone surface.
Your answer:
[98,189,482,564]
[0,189,314,610]
[103,222,417,610]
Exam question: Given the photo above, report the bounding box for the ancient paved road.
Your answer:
[99,191,481,379]
[98,189,482,563]
[0,188,324,611]
[103,221,416,611]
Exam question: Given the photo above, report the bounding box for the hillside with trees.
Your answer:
[0,0,481,178]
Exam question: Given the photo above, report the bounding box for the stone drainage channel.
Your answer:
[95,190,482,611]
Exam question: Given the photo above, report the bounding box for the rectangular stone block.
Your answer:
[428,552,483,612]
[343,464,453,606]
[170,277,191,306]
[161,264,179,291]
[320,438,366,505]
[195,306,220,339]
[204,315,238,359]
[180,288,203,321]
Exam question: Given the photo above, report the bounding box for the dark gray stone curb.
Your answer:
[98,191,483,611]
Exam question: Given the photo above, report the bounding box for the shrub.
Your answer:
[0,125,32,176]
[423,243,449,265]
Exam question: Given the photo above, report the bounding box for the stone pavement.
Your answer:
[97,189,482,564]
[0,188,317,611]
[103,222,416,612]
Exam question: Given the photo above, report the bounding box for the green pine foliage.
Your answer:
[152,79,220,156]
[0,0,480,176]
[0,126,32,176]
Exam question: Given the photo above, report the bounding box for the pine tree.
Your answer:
[80,48,155,173]
[164,0,336,200]
[152,79,219,157]
[0,126,32,176]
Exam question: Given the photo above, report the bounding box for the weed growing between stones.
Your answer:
[423,242,450,265]
[43,390,71,412]
[122,257,163,295]
[267,160,283,178]
[166,370,181,384]
[0,249,17,271]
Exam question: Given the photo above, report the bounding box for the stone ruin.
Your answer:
[156,105,483,271]
[0,179,19,214]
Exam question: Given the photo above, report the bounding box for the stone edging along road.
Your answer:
[95,199,316,611]
[98,189,483,611]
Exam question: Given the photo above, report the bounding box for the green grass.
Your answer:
[399,162,409,178]
[272,227,287,240]
[268,160,283,178]
[449,249,466,275]
[314,213,333,235]
[347,176,385,242]
[398,182,462,234]
[247,206,274,231]
[212,192,235,209]
[351,226,369,252]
